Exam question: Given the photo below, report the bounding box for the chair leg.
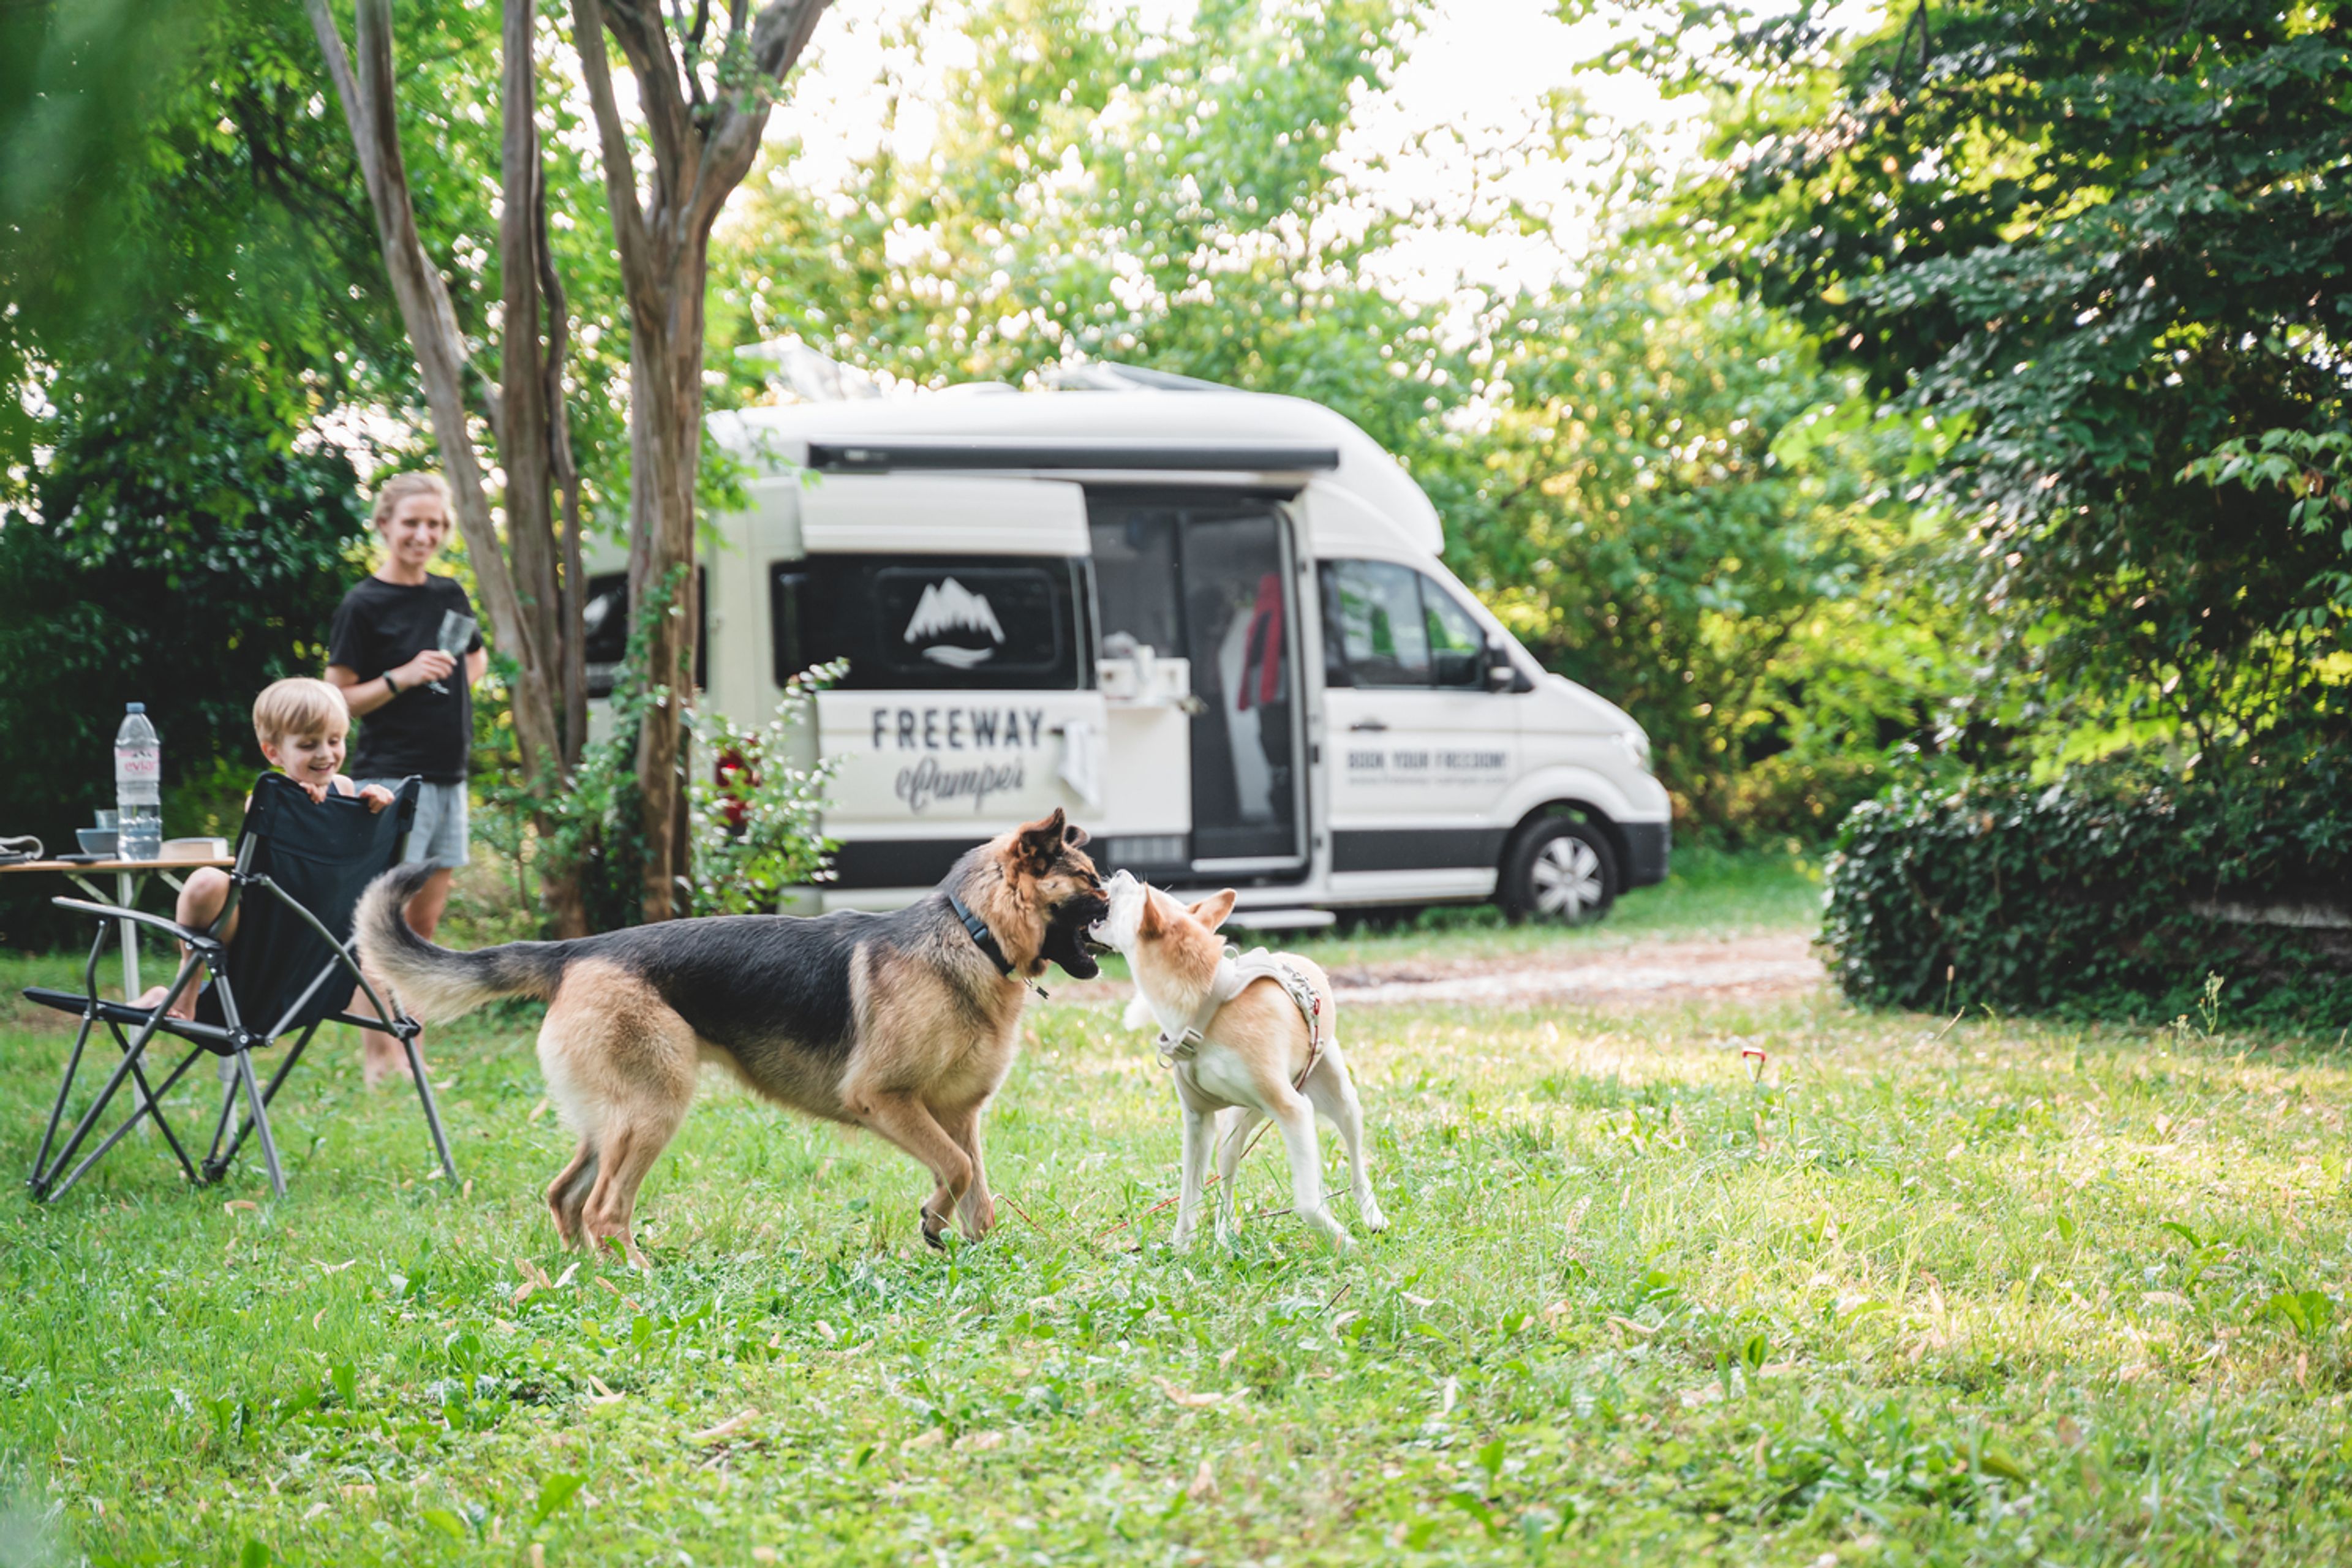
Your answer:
[42,1046,209,1203]
[119,1031,200,1186]
[206,1023,320,1184]
[233,1049,287,1200]
[30,1014,97,1192]
[404,1034,459,1183]
[35,1010,175,1202]
[202,1071,241,1183]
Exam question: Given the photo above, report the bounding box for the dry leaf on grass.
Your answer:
[1155,1378,1236,1409]
[905,1427,947,1450]
[1187,1459,1218,1501]
[690,1408,760,1445]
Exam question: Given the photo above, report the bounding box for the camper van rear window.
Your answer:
[774,556,1087,691]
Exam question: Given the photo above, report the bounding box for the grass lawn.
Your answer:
[2,856,2349,1564]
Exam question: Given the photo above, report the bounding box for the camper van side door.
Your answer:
[1319,559,1522,879]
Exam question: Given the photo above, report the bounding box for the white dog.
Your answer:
[1091,870,1384,1250]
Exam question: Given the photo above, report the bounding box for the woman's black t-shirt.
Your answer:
[328,574,484,782]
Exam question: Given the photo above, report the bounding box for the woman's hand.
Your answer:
[391,649,457,689]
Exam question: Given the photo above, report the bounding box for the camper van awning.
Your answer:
[806,439,1343,475]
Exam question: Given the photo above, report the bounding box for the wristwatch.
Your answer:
[384,673,402,696]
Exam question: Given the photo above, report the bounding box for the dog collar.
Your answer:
[949,891,1049,1000]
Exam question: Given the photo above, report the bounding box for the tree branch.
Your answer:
[688,0,830,238]
[599,0,697,224]
[569,0,662,317]
[304,0,540,722]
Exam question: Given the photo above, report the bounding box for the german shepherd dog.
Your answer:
[354,810,1107,1265]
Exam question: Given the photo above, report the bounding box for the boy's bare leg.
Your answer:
[134,869,233,1021]
[359,865,451,1088]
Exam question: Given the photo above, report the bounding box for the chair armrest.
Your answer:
[51,897,222,954]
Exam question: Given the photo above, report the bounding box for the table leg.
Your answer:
[78,870,161,1127]
[118,870,142,1002]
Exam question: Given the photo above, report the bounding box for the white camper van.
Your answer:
[582,371,1670,927]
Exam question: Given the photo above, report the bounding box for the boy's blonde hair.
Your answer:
[253,678,350,748]
[370,471,452,532]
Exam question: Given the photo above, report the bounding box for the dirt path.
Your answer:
[1325,932,1823,1006]
[1057,932,1824,1009]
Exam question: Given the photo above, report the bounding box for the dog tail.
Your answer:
[354,864,565,1022]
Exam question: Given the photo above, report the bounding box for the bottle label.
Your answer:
[116,745,161,783]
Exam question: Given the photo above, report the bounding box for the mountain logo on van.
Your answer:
[903,577,1006,668]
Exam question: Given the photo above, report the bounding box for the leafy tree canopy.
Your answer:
[1589,0,2352,755]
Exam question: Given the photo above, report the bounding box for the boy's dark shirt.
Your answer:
[328,574,484,783]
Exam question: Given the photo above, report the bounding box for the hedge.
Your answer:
[1821,747,2352,1030]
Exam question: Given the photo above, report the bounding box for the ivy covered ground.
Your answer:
[1,862,2348,1566]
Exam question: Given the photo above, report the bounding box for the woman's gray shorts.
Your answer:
[360,778,470,869]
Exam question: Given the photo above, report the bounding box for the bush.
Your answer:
[685,663,842,917]
[0,334,369,948]
[1822,744,2352,1030]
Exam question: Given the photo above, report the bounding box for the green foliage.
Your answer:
[1822,741,2352,1028]
[685,662,843,917]
[718,0,1415,398]
[498,567,691,933]
[0,331,370,942]
[1453,256,1953,831]
[1628,0,2352,753]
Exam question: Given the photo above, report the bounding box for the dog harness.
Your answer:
[948,890,1050,1000]
[1156,946,1325,1090]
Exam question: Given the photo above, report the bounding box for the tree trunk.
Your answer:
[571,0,830,922]
[307,0,592,937]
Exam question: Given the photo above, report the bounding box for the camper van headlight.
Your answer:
[1615,729,1652,771]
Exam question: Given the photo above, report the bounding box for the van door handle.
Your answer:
[1348,718,1388,732]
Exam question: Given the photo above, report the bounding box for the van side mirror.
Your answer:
[1485,641,1520,692]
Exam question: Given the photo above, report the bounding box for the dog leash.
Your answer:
[1156,945,1325,1090]
[947,889,1050,1000]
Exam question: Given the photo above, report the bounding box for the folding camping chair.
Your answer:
[20,772,458,1200]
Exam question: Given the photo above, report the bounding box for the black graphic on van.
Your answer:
[774,557,1086,692]
[903,578,1006,668]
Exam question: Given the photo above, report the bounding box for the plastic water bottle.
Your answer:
[114,703,163,862]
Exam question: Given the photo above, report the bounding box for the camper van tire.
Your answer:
[1499,817,1619,926]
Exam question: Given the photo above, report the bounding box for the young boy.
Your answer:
[138,679,394,1020]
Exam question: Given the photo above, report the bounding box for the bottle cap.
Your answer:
[126,703,145,714]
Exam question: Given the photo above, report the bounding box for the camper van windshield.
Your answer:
[773,555,1088,692]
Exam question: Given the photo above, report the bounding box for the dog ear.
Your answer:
[1062,820,1090,849]
[1014,808,1069,871]
[1188,889,1237,931]
[1138,888,1165,938]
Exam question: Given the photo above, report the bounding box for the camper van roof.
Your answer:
[712,386,1444,555]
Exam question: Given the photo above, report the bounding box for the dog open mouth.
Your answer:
[1043,893,1111,979]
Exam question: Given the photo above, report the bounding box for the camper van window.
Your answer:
[1422,581,1487,688]
[584,569,707,698]
[1322,559,1431,688]
[1088,512,1183,657]
[774,556,1087,692]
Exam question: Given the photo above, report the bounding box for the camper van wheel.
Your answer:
[1501,818,1618,926]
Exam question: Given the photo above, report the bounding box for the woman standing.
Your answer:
[327,472,486,1087]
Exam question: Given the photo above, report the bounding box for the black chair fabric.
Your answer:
[221,772,418,1037]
